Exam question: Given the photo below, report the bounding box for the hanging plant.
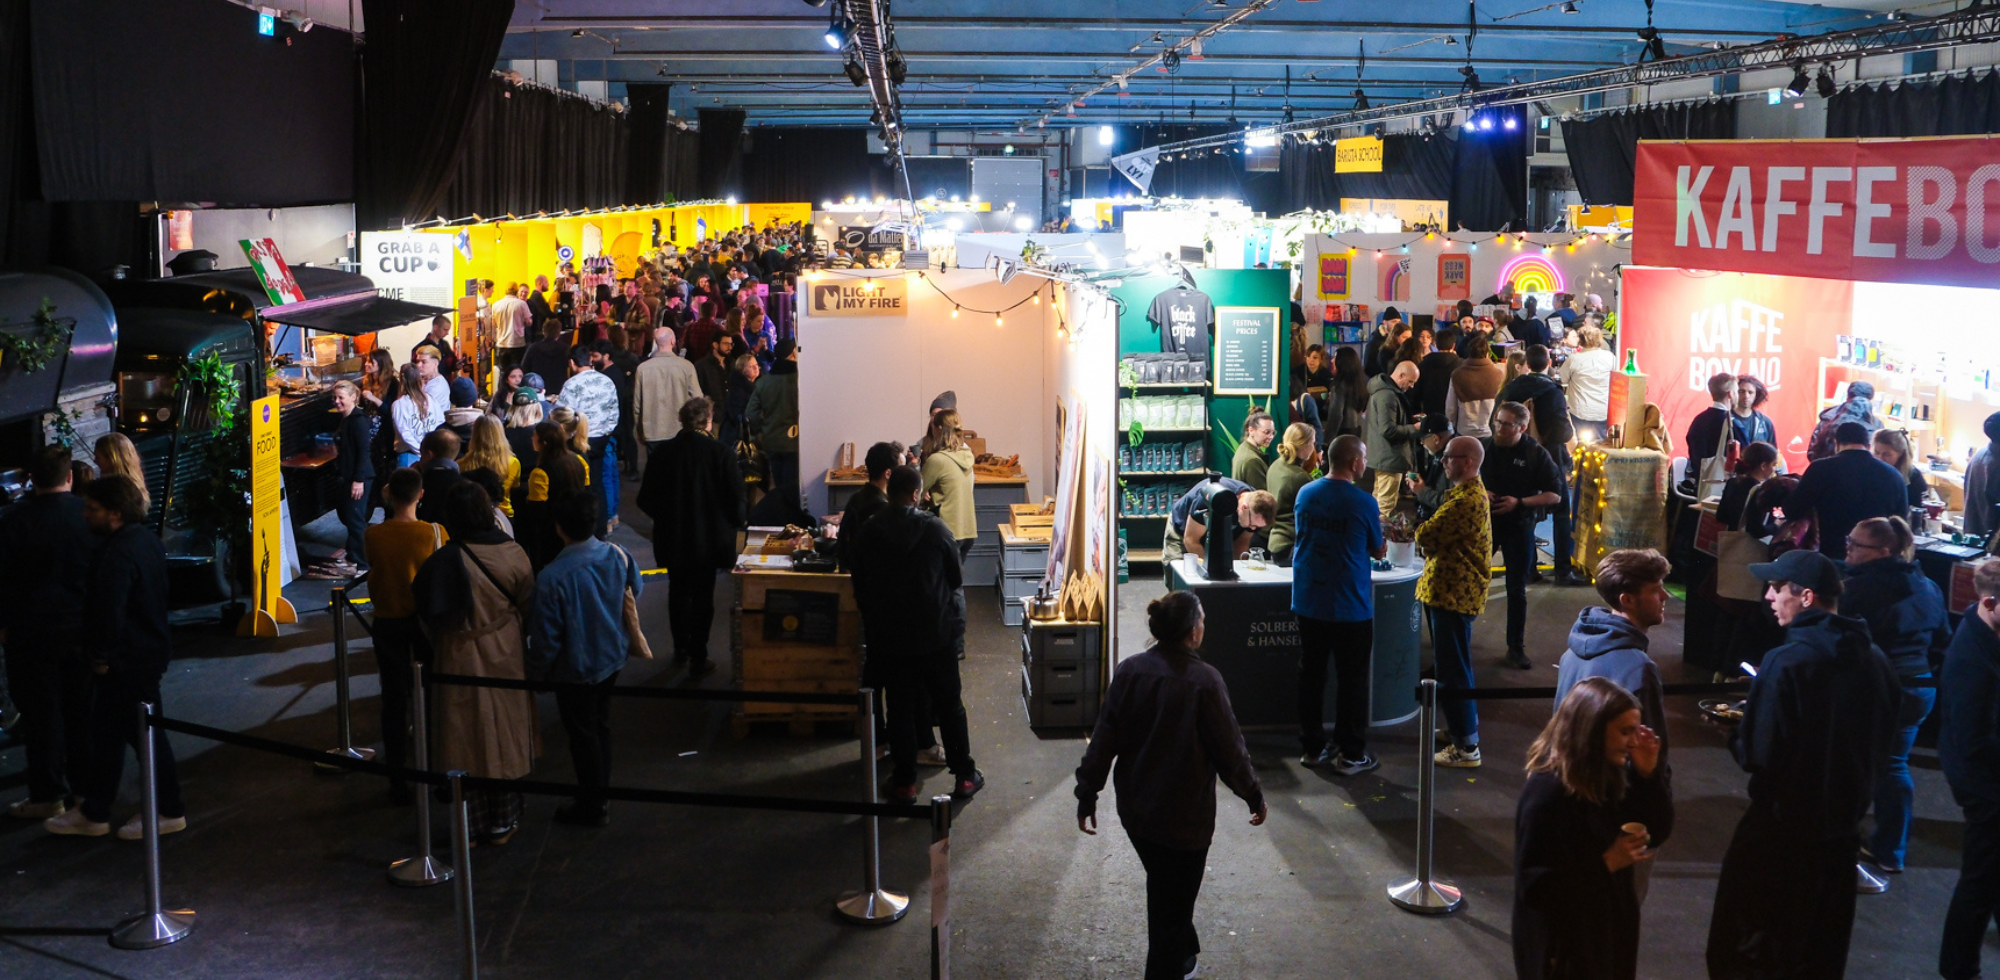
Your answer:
[0,299,75,374]
[177,351,250,558]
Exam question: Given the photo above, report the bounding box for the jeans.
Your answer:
[495,346,524,377]
[1495,517,1535,651]
[1868,681,1937,869]
[81,672,184,823]
[1547,447,1574,576]
[881,651,974,787]
[601,437,620,523]
[667,566,721,664]
[1429,607,1478,750]
[337,479,372,566]
[1296,616,1374,759]
[371,616,429,792]
[1128,835,1208,980]
[4,639,92,802]
[554,671,619,811]
[1941,802,2000,980]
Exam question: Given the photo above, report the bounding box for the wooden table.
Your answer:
[730,534,862,737]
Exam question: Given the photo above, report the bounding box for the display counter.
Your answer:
[825,470,1029,583]
[1168,556,1423,729]
[729,531,862,737]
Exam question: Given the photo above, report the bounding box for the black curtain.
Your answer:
[738,128,892,202]
[29,0,354,207]
[1561,100,1737,206]
[437,76,629,218]
[662,126,700,202]
[357,0,513,230]
[1826,71,2000,138]
[1451,104,1528,231]
[1280,131,1458,212]
[905,156,971,201]
[625,83,672,204]
[697,109,746,199]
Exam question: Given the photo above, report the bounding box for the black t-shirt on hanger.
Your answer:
[1147,286,1215,362]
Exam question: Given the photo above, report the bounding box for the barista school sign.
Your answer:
[807,277,909,317]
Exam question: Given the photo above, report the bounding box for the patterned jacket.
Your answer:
[1416,477,1492,617]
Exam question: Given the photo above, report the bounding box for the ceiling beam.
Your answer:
[508,15,1818,41]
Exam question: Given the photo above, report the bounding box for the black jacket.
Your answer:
[84,523,171,678]
[1498,371,1575,449]
[522,337,573,396]
[1731,607,1899,839]
[1941,614,2000,808]
[694,354,732,406]
[635,429,742,572]
[1512,768,1673,980]
[0,492,92,645]
[336,409,375,485]
[1788,448,1912,559]
[1684,406,1731,483]
[1840,557,1951,677]
[1415,350,1462,418]
[1479,434,1565,529]
[849,504,963,658]
[836,484,890,573]
[415,458,463,526]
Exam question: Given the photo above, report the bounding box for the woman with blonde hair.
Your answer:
[920,410,977,557]
[1503,348,1530,386]
[1871,428,1928,510]
[1559,325,1617,443]
[1513,677,1670,980]
[462,416,520,518]
[1264,423,1319,566]
[94,433,150,521]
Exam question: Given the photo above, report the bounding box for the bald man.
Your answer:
[633,324,700,451]
[1293,435,1389,775]
[1419,436,1492,768]
[1364,360,1423,517]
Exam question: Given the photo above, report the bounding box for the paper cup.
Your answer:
[1621,822,1649,845]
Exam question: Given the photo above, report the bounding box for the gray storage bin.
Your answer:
[1000,541,1048,573]
[999,571,1040,599]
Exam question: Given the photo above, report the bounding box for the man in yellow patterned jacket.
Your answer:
[1416,436,1491,768]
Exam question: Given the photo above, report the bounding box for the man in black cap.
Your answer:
[1706,548,1899,980]
[1785,420,1911,559]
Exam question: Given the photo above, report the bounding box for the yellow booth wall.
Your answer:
[421,203,802,296]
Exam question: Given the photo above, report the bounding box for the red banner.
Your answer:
[1634,136,2000,289]
[1618,268,1851,463]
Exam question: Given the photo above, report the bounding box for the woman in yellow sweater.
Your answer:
[462,416,521,517]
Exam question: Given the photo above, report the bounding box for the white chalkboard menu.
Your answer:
[1212,306,1281,395]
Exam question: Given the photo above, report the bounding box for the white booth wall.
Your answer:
[954,233,1127,274]
[797,268,1058,516]
[1301,232,1626,327]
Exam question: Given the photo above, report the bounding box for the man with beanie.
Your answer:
[1786,421,1912,559]
[1706,549,1898,980]
[1363,307,1403,378]
[1963,411,2000,537]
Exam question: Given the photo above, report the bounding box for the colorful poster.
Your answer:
[238,395,296,637]
[239,238,305,306]
[1317,254,1350,300]
[1379,256,1413,302]
[1616,267,1851,449]
[1633,135,2000,290]
[1437,253,1471,300]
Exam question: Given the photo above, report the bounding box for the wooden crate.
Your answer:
[731,568,863,737]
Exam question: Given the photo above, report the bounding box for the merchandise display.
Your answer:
[1146,284,1215,362]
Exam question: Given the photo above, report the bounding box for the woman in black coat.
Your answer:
[330,381,375,571]
[1513,676,1671,980]
[635,396,742,671]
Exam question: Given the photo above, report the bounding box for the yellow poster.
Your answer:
[238,395,296,637]
[1333,136,1385,173]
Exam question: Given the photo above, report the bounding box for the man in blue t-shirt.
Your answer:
[1291,435,1388,776]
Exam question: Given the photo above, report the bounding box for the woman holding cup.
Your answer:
[1512,677,1672,980]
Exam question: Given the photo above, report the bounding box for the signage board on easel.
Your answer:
[1213,306,1281,396]
[239,395,297,637]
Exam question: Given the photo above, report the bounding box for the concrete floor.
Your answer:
[0,499,1989,978]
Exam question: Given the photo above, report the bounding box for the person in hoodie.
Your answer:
[1705,549,1899,980]
[920,409,978,559]
[1556,548,1671,761]
[1938,558,2000,980]
[1838,516,1949,875]
[849,465,983,805]
[1499,345,1583,587]
[1363,360,1421,517]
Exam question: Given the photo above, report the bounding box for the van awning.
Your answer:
[257,294,453,336]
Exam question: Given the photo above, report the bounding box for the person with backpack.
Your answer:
[1807,381,1883,461]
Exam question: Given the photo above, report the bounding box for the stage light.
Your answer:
[843,58,867,86]
[1463,116,1478,130]
[887,49,908,85]
[824,12,849,49]
[1784,63,1810,98]
[1479,116,1493,130]
[284,10,313,32]
[1815,65,1837,98]
[1502,115,1517,130]
[1562,1,1579,11]
[1099,125,1114,146]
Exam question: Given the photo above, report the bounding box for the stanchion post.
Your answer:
[110,702,195,949]
[1388,679,1465,915]
[448,771,478,979]
[318,586,375,772]
[837,688,909,925]
[930,795,952,980]
[389,661,453,887]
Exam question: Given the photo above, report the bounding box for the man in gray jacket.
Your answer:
[1363,360,1420,518]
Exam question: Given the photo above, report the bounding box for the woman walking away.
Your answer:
[411,482,539,845]
[1513,677,1672,980]
[1075,592,1267,980]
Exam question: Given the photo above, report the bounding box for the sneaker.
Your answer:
[915,746,949,767]
[1299,746,1332,769]
[1504,648,1533,670]
[553,801,610,827]
[7,798,65,820]
[1553,571,1591,588]
[116,814,188,840]
[1330,752,1380,777]
[952,769,986,800]
[484,825,519,846]
[885,781,920,805]
[686,660,718,679]
[1434,745,1482,768]
[1183,955,1202,979]
[1859,845,1903,874]
[670,650,690,665]
[44,809,110,837]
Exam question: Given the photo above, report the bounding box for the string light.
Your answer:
[951,306,960,318]
[994,314,1004,326]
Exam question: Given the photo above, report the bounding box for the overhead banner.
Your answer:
[1334,136,1385,173]
[1617,267,1851,449]
[805,277,909,317]
[1110,147,1161,195]
[1633,135,2000,289]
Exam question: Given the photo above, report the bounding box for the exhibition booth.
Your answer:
[1300,230,1627,333]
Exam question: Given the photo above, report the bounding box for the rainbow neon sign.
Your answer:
[1497,253,1565,295]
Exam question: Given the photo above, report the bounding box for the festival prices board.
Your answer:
[1212,306,1281,396]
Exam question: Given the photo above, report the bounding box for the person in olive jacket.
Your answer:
[636,396,742,673]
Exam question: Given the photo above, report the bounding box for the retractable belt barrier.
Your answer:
[121,698,954,978]
[1391,674,1940,916]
